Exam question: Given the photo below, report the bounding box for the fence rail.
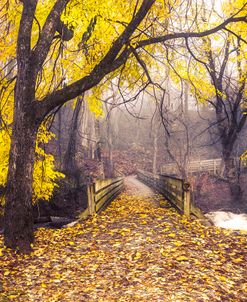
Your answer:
[137,170,206,220]
[80,177,124,219]
[160,157,243,175]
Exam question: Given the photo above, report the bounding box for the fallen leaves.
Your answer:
[0,191,246,301]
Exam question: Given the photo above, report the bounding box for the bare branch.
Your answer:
[137,16,247,48]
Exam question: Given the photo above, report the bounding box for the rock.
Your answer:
[62,220,80,228]
[50,216,75,228]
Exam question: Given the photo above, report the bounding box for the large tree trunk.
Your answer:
[4,25,39,251]
[216,95,243,203]
[4,113,38,252]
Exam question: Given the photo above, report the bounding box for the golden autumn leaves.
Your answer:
[0,191,246,301]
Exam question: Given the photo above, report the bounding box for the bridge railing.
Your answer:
[137,170,206,220]
[80,177,124,219]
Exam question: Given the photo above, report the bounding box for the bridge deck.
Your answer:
[1,178,246,301]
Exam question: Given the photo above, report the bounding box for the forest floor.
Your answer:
[0,178,247,302]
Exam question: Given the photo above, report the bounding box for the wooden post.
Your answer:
[213,160,216,175]
[183,182,191,217]
[87,184,96,215]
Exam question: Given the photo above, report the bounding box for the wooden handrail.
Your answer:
[137,170,207,221]
[80,177,124,219]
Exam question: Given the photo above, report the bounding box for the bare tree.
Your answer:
[185,33,247,201]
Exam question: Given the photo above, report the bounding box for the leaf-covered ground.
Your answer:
[0,184,246,301]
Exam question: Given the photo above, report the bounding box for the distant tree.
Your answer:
[157,86,192,179]
[185,32,247,201]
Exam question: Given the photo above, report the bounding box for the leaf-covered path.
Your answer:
[0,178,247,301]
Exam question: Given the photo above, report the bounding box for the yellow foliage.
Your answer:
[85,87,104,118]
[0,85,64,203]
[0,124,64,204]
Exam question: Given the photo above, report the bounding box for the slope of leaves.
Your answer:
[0,189,246,301]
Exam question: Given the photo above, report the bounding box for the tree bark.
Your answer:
[216,95,243,202]
[3,0,40,251]
[222,149,242,202]
[4,113,38,252]
[64,97,83,175]
[106,118,114,178]
[57,107,63,169]
[152,125,158,174]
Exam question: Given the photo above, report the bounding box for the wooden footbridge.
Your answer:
[80,170,209,222]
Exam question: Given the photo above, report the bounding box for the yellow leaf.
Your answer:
[174,241,182,247]
[219,276,227,282]
[168,233,176,238]
[140,220,147,225]
[176,256,188,261]
[68,241,75,246]
[134,252,142,260]
[8,295,19,300]
[232,258,243,263]
[41,283,47,288]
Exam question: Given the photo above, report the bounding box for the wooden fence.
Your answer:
[137,170,206,220]
[160,157,243,175]
[80,177,124,219]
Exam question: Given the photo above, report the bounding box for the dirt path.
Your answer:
[124,175,156,197]
[0,188,246,301]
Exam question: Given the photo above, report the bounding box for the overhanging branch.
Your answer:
[36,7,247,120]
[137,16,247,48]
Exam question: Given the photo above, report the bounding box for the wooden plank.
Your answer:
[162,187,183,200]
[94,177,123,193]
[95,184,123,212]
[83,177,125,215]
[94,179,123,203]
[138,169,211,222]
[87,184,95,215]
[184,189,190,217]
[162,190,184,209]
[95,182,123,205]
